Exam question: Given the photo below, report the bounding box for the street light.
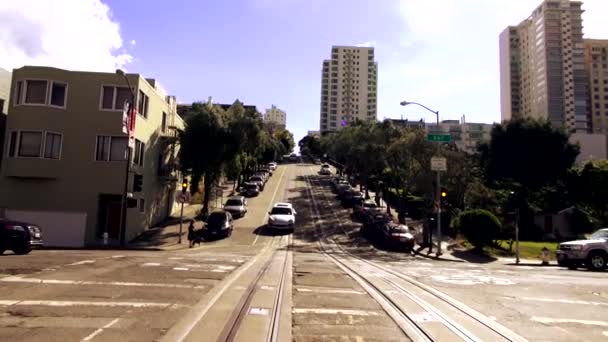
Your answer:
[400,100,442,257]
[116,69,136,247]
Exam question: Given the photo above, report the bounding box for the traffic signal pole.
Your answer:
[178,180,188,244]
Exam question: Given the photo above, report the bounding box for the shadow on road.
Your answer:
[450,249,498,264]
[253,225,293,237]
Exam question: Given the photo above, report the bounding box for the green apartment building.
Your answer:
[0,66,185,247]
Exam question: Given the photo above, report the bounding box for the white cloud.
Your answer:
[130,39,136,46]
[355,41,376,47]
[0,0,133,72]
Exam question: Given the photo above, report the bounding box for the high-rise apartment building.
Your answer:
[584,39,608,134]
[500,0,589,133]
[319,46,378,133]
[264,105,286,130]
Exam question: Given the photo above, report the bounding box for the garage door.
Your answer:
[5,210,87,248]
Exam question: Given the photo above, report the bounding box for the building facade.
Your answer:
[0,66,184,247]
[320,45,378,133]
[263,105,286,130]
[0,68,10,170]
[426,120,494,154]
[584,39,608,136]
[500,0,589,133]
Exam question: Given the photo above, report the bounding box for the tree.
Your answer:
[569,160,608,225]
[452,209,501,250]
[478,118,579,190]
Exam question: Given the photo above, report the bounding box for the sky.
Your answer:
[2,0,608,144]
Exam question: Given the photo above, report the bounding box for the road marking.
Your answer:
[249,307,270,316]
[295,287,364,295]
[142,262,161,267]
[0,276,205,289]
[0,300,179,308]
[521,297,608,307]
[68,260,96,266]
[173,267,189,271]
[293,308,380,316]
[169,257,184,260]
[603,331,608,337]
[410,312,437,323]
[253,164,289,246]
[111,255,126,258]
[81,318,120,341]
[531,317,608,327]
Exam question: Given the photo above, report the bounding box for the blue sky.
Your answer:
[3,0,608,144]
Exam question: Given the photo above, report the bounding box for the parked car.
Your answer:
[379,222,415,252]
[268,162,277,170]
[241,182,260,197]
[319,164,332,175]
[267,203,297,231]
[556,228,608,271]
[336,184,352,197]
[361,212,392,238]
[353,199,379,220]
[202,211,234,240]
[259,166,272,176]
[249,175,265,190]
[313,158,322,165]
[331,177,349,192]
[0,219,43,255]
[342,190,364,208]
[223,196,248,218]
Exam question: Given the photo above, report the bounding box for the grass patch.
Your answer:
[493,240,559,260]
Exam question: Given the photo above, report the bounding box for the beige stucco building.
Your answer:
[320,45,378,133]
[263,105,286,130]
[500,0,589,133]
[0,68,10,170]
[0,66,184,247]
[584,39,608,135]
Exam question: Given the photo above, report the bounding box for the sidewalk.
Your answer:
[128,181,237,251]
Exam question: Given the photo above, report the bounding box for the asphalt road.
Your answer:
[0,163,606,342]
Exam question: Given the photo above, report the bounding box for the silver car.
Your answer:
[223,196,248,218]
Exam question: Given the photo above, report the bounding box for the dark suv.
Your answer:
[202,211,234,240]
[0,219,43,255]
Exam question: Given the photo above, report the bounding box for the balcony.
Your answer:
[158,165,179,182]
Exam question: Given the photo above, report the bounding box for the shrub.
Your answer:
[452,209,501,250]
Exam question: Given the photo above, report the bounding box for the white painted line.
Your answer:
[249,307,270,316]
[68,260,96,266]
[603,331,608,337]
[0,276,205,289]
[169,257,184,260]
[0,300,178,308]
[295,287,364,295]
[531,317,608,327]
[410,312,437,323]
[260,285,275,290]
[210,269,228,273]
[111,255,126,258]
[173,267,189,271]
[217,265,236,270]
[142,262,161,267]
[522,297,608,307]
[81,318,120,341]
[292,308,380,316]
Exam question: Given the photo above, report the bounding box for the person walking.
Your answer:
[187,221,196,248]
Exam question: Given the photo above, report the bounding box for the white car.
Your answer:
[319,164,332,175]
[267,203,297,230]
[223,196,248,218]
[268,162,277,170]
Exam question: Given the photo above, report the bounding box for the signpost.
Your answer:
[427,133,452,142]
[430,157,447,172]
[430,155,447,257]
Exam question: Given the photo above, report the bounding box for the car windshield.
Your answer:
[251,176,262,181]
[390,225,409,233]
[225,199,242,206]
[364,202,377,208]
[271,207,292,215]
[245,184,257,189]
[207,213,226,225]
[590,230,608,240]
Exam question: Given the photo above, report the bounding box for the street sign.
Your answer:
[176,192,191,203]
[431,157,447,171]
[427,134,452,142]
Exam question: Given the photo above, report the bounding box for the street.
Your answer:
[1,163,607,341]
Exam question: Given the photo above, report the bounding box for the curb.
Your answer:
[413,250,465,263]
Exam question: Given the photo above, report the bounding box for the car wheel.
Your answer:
[567,262,577,270]
[587,251,607,271]
[12,248,32,255]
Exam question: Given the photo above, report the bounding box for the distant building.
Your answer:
[386,118,426,130]
[570,133,607,164]
[263,105,286,130]
[584,39,608,151]
[426,119,495,153]
[320,45,378,133]
[0,66,185,247]
[0,68,10,170]
[307,130,320,137]
[176,102,259,122]
[500,0,589,133]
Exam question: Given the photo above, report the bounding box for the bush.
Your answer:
[452,209,501,250]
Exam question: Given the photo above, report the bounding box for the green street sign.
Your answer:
[427,134,452,142]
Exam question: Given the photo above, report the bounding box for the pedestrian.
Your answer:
[187,221,196,248]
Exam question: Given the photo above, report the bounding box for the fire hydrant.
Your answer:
[541,247,550,266]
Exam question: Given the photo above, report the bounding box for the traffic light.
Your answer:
[133,174,143,192]
[440,187,448,207]
[181,179,188,194]
[440,187,447,198]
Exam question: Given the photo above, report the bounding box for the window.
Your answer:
[138,90,149,118]
[44,132,62,159]
[25,80,48,104]
[138,199,145,213]
[8,131,17,157]
[15,81,22,105]
[18,131,42,157]
[162,112,167,133]
[50,82,67,107]
[133,139,145,166]
[96,136,127,161]
[101,86,133,110]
